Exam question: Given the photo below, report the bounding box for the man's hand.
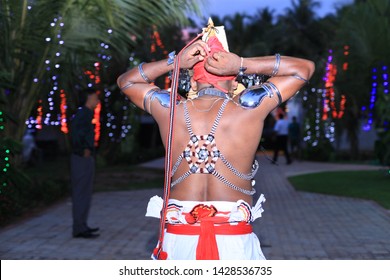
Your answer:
[179,40,210,69]
[205,51,241,76]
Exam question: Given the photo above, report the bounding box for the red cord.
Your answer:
[153,33,203,260]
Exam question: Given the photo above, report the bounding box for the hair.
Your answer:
[78,88,96,107]
[278,113,285,119]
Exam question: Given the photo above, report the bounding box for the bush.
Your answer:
[302,140,335,161]
[0,158,69,226]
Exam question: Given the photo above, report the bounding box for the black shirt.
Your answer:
[70,106,95,156]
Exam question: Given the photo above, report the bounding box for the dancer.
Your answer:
[117,20,314,259]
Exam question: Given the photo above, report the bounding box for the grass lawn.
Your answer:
[288,170,390,209]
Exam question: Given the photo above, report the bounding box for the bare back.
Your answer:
[116,43,314,205]
[152,94,274,205]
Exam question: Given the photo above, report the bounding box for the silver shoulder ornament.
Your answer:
[238,82,283,109]
[150,89,171,108]
[238,85,269,109]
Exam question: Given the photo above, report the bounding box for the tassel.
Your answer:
[153,248,168,260]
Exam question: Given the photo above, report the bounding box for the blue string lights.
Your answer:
[362,65,389,131]
[383,66,389,95]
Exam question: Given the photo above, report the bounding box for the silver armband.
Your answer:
[292,74,309,83]
[271,53,281,76]
[264,81,282,104]
[167,51,176,66]
[119,81,134,91]
[138,62,153,83]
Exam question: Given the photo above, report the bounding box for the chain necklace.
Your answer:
[185,87,230,112]
[187,97,224,112]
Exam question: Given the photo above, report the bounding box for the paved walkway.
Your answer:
[0,156,389,260]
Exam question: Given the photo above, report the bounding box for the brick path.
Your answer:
[0,156,389,260]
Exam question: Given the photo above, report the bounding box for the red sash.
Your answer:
[166,221,253,260]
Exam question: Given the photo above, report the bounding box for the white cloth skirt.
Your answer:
[146,196,267,260]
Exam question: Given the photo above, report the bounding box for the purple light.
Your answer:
[362,124,371,131]
[363,67,378,131]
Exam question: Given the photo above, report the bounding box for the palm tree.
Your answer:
[244,8,278,56]
[276,0,324,58]
[0,0,201,157]
[221,13,252,54]
[0,0,203,194]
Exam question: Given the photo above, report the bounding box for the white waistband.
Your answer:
[145,194,266,224]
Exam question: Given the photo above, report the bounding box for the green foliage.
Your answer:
[0,140,28,188]
[333,0,390,161]
[0,170,69,226]
[301,138,335,161]
[0,155,70,226]
[289,170,390,209]
[0,0,201,142]
[0,0,201,225]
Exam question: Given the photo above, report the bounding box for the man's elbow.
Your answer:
[117,74,124,89]
[296,60,315,82]
[305,60,316,80]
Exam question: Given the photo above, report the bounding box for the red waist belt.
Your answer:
[166,221,253,260]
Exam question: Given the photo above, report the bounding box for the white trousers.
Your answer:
[146,196,267,260]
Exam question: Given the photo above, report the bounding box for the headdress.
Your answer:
[192,18,236,93]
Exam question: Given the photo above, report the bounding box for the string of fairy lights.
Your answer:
[26,14,65,130]
[1,148,10,190]
[23,6,171,147]
[3,5,390,191]
[1,110,10,190]
[1,55,8,188]
[303,45,389,149]
[303,48,348,146]
[100,31,134,143]
[0,4,138,191]
[24,7,134,145]
[362,65,389,131]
